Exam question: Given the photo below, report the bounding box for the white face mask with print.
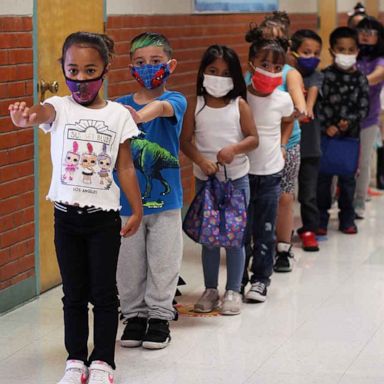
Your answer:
[203,74,234,98]
[334,53,357,70]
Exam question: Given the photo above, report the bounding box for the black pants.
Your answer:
[54,204,121,369]
[316,173,356,230]
[298,157,320,233]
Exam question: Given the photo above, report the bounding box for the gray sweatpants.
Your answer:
[355,124,379,212]
[117,209,183,321]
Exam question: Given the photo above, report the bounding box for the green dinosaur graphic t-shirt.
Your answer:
[115,91,187,216]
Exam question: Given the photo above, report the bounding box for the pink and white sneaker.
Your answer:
[88,361,115,384]
[57,360,88,384]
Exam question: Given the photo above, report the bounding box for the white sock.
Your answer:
[277,242,291,253]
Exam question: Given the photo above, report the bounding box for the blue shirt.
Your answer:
[115,91,187,216]
[279,64,301,149]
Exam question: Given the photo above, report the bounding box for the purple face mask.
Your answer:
[65,72,105,106]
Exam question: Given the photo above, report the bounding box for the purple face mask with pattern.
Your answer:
[65,71,105,106]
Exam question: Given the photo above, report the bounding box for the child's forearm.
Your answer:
[180,140,207,167]
[136,100,173,123]
[281,118,294,145]
[306,87,318,111]
[118,165,143,218]
[231,136,258,154]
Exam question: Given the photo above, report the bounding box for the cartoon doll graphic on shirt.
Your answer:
[80,143,97,184]
[62,141,80,182]
[97,143,112,187]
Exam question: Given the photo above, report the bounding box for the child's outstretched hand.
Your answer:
[120,213,141,238]
[9,101,37,127]
[217,146,236,165]
[197,158,219,176]
[326,125,339,137]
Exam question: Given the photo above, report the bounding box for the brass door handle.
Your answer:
[38,80,59,102]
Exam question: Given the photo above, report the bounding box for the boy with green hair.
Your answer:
[115,32,187,349]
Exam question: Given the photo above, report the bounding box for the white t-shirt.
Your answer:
[246,89,294,175]
[193,96,249,181]
[40,96,140,211]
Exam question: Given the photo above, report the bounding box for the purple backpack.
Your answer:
[182,174,247,248]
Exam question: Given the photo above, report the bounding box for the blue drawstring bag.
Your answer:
[182,168,247,248]
[319,136,360,176]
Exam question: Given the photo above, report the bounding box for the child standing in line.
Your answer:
[290,29,324,252]
[317,26,369,234]
[243,27,294,302]
[9,32,142,384]
[354,17,384,218]
[180,45,258,315]
[256,11,308,273]
[115,32,187,350]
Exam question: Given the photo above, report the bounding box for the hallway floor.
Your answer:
[1,196,384,384]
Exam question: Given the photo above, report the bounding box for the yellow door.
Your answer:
[318,0,336,68]
[37,0,104,292]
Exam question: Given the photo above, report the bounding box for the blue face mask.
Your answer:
[130,62,171,89]
[295,55,320,74]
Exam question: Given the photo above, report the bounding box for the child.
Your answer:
[347,2,367,29]
[180,45,258,315]
[290,29,324,252]
[255,11,308,273]
[317,26,369,234]
[243,27,294,302]
[9,32,142,384]
[354,17,384,218]
[115,32,187,349]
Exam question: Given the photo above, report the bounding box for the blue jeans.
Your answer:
[195,175,250,292]
[243,172,282,287]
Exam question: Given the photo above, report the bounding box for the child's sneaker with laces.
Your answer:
[220,290,242,315]
[57,360,88,384]
[245,281,267,302]
[274,242,294,273]
[88,361,114,384]
[142,318,171,349]
[120,316,147,347]
[194,288,220,313]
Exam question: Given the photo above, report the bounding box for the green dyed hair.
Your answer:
[130,32,173,58]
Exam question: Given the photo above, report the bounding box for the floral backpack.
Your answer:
[182,169,247,248]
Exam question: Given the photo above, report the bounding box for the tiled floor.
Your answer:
[1,196,384,384]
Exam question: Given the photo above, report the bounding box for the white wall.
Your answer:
[107,0,192,14]
[0,0,33,15]
[107,0,318,15]
[279,0,317,13]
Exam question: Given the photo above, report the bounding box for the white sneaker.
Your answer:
[220,290,242,315]
[194,288,220,313]
[88,361,114,384]
[57,360,88,384]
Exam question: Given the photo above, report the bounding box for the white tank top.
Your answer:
[193,96,249,181]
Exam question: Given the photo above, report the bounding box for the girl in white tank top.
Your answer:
[181,44,258,316]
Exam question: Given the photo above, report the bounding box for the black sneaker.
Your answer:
[245,281,267,302]
[274,250,293,273]
[120,316,147,348]
[142,318,171,350]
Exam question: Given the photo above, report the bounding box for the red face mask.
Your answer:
[251,66,283,95]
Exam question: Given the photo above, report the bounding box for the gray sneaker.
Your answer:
[194,288,220,313]
[220,290,242,315]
